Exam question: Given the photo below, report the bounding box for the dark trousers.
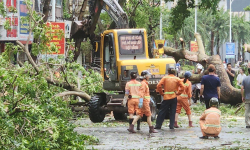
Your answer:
[155,98,177,128]
[205,99,210,109]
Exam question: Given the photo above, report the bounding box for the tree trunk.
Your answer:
[238,39,241,61]
[42,0,51,23]
[242,39,245,62]
[216,33,220,56]
[163,33,241,105]
[211,31,214,56]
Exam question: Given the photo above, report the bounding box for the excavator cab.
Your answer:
[100,29,147,84]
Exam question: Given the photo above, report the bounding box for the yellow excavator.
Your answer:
[71,0,176,122]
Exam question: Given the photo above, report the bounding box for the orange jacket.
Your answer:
[140,79,150,100]
[157,74,184,100]
[177,79,192,99]
[200,107,221,130]
[125,79,141,98]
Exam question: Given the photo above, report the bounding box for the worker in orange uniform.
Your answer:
[123,72,141,132]
[199,97,221,139]
[174,71,193,128]
[128,70,158,133]
[154,67,184,129]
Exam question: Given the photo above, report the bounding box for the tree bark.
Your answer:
[242,39,245,62]
[163,33,241,105]
[42,0,51,23]
[54,91,91,102]
[211,30,214,56]
[216,33,220,56]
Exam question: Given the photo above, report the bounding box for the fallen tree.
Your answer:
[0,1,102,149]
[164,33,241,105]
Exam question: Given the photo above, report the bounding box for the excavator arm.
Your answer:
[101,0,128,28]
[70,0,129,61]
[71,0,128,39]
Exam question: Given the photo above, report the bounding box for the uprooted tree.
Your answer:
[163,33,241,105]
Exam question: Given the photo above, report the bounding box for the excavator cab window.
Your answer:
[103,33,117,81]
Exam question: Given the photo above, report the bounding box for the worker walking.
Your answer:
[174,71,193,128]
[200,64,221,109]
[123,72,141,132]
[155,67,184,129]
[128,70,158,133]
[199,98,221,139]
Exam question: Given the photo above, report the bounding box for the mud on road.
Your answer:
[73,104,250,150]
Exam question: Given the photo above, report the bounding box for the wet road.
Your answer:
[74,116,250,149]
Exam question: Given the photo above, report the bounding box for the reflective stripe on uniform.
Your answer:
[180,94,188,97]
[164,91,175,94]
[129,84,141,86]
[144,96,150,99]
[205,110,221,115]
[163,76,179,79]
[131,95,140,98]
[204,124,221,128]
[184,83,189,86]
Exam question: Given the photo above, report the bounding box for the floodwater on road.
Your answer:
[74,115,250,150]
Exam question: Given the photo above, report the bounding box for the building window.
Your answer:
[56,0,62,6]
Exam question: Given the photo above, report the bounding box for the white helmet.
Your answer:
[197,64,203,70]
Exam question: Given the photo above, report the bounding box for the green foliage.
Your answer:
[181,64,195,71]
[0,0,104,149]
[100,12,112,29]
[0,57,100,149]
[165,0,220,34]
[81,38,93,55]
[0,2,6,17]
[244,5,250,11]
[62,0,71,19]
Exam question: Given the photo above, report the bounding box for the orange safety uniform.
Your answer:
[125,79,141,115]
[157,74,184,100]
[138,79,151,117]
[199,107,221,137]
[176,79,192,115]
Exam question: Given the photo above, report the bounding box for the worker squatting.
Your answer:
[123,67,222,139]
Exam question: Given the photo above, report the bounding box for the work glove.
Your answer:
[138,98,143,108]
[150,97,156,107]
[122,96,128,107]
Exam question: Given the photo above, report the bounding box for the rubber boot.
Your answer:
[189,121,193,127]
[127,124,136,133]
[137,119,141,130]
[149,126,158,133]
[174,121,179,128]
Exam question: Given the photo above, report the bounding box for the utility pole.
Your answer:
[160,0,162,39]
[52,0,56,22]
[195,0,197,33]
[229,0,234,43]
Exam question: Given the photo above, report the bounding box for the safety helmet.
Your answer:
[197,65,202,69]
[168,66,176,74]
[184,71,192,78]
[130,71,137,79]
[141,70,151,79]
[209,97,219,108]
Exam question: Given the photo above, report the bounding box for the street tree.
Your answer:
[231,15,250,62]
[0,0,103,149]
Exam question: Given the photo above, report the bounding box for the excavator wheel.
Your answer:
[89,95,106,123]
[142,96,157,121]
